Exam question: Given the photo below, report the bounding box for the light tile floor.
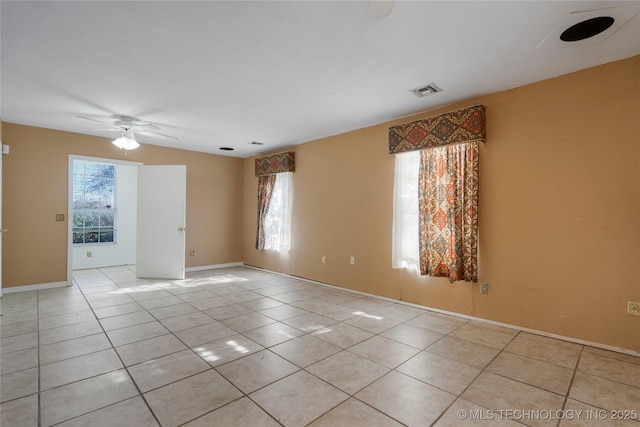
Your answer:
[1,265,639,426]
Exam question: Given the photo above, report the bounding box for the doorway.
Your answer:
[67,155,141,283]
[67,156,187,283]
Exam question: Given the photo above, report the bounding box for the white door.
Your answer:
[136,165,187,279]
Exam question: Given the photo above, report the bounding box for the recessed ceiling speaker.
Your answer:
[560,16,615,42]
[537,5,639,49]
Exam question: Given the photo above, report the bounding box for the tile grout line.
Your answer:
[108,272,299,425]
[172,277,348,424]
[37,287,42,427]
[241,308,458,426]
[294,322,411,427]
[251,265,640,358]
[68,271,164,427]
[436,321,526,425]
[164,276,320,426]
[105,272,253,425]
[425,330,519,427]
[6,266,638,426]
[81,278,517,425]
[14,285,453,426]
[557,345,585,427]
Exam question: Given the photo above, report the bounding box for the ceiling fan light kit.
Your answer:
[112,131,140,150]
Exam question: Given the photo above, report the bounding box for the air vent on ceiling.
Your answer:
[249,141,265,146]
[410,83,442,98]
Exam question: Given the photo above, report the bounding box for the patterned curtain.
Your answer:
[256,174,277,250]
[419,141,479,282]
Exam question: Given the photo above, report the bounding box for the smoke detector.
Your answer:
[410,83,442,98]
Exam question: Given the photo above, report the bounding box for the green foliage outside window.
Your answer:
[72,160,116,244]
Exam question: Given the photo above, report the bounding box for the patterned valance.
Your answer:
[389,105,486,154]
[255,152,295,177]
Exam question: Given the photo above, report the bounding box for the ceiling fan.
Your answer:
[77,114,177,150]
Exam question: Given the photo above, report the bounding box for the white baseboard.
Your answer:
[1,281,70,295]
[243,264,640,357]
[186,262,244,273]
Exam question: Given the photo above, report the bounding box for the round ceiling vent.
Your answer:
[560,16,615,42]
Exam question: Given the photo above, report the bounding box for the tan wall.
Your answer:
[244,56,640,352]
[2,125,244,288]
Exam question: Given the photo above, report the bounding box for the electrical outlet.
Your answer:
[322,256,326,264]
[627,301,640,316]
[86,251,92,258]
[189,250,196,257]
[350,256,355,265]
[481,283,489,295]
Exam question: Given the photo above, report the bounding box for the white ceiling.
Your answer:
[2,1,639,158]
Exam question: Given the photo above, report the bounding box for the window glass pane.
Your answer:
[84,212,99,229]
[99,212,115,227]
[73,212,85,228]
[99,230,114,243]
[73,191,84,209]
[264,172,292,252]
[73,161,83,174]
[73,231,84,244]
[392,151,420,270]
[72,160,117,245]
[85,231,99,243]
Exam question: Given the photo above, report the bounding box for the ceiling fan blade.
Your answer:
[70,128,119,133]
[137,130,178,140]
[115,119,160,130]
[78,114,172,138]
[133,123,161,130]
[369,0,394,19]
[77,115,118,125]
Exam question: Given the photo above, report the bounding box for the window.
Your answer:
[72,160,116,244]
[255,152,295,252]
[392,151,420,270]
[392,142,479,282]
[263,172,293,252]
[389,105,483,282]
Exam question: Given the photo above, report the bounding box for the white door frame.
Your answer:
[67,155,142,285]
[1,140,3,297]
